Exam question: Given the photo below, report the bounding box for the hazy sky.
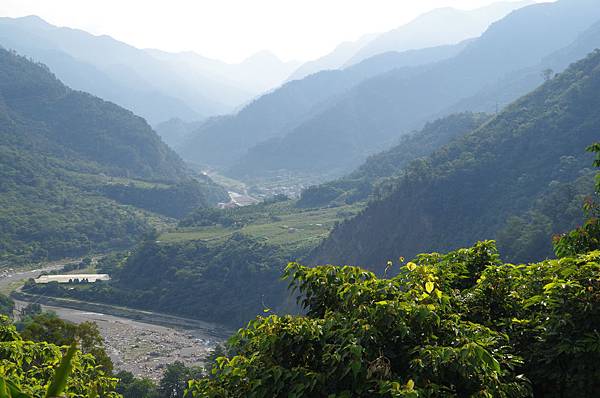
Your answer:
[0,0,542,63]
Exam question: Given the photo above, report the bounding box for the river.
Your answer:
[2,262,228,380]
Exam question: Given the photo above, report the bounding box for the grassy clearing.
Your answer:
[159,202,363,250]
[0,279,26,295]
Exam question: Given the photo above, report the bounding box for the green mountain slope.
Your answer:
[311,49,600,268]
[297,112,491,208]
[0,49,225,264]
[0,48,187,181]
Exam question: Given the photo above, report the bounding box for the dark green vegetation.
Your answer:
[190,239,600,397]
[27,234,288,327]
[0,49,186,180]
[0,303,202,398]
[17,311,113,374]
[0,48,225,265]
[10,144,600,396]
[190,157,600,396]
[175,198,361,250]
[0,293,14,317]
[27,199,362,327]
[297,112,491,208]
[102,178,228,219]
[313,49,600,267]
[0,315,119,396]
[552,143,600,257]
[114,362,203,398]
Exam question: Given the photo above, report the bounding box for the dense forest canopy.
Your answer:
[297,112,491,208]
[0,49,226,264]
[26,234,290,327]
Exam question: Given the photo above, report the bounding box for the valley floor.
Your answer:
[0,261,228,380]
[13,300,224,380]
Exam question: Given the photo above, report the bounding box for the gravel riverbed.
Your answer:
[2,263,227,380]
[13,300,225,380]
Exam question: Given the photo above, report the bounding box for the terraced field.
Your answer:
[159,202,363,250]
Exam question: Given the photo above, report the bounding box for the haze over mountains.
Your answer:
[0,15,298,124]
[312,48,600,267]
[177,0,600,184]
[346,0,534,66]
[2,0,599,265]
[287,1,532,81]
[178,40,470,170]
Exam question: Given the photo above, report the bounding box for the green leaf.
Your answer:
[425,281,435,293]
[0,377,32,398]
[45,340,78,398]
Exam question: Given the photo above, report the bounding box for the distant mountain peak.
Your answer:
[344,0,535,66]
[242,50,284,65]
[1,14,53,29]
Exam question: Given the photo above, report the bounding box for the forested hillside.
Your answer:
[28,235,289,328]
[0,49,225,264]
[297,112,491,208]
[312,49,600,268]
[191,239,600,397]
[232,0,600,178]
[0,48,186,181]
[188,146,600,397]
[27,198,362,327]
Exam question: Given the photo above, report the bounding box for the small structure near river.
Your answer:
[34,274,110,284]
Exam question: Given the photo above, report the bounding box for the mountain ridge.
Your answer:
[229,0,600,179]
[311,48,600,268]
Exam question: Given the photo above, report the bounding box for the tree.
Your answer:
[0,293,14,317]
[115,371,159,398]
[541,68,554,81]
[553,143,600,257]
[188,242,533,397]
[0,315,119,396]
[158,362,201,398]
[17,312,114,373]
[77,321,114,374]
[19,302,41,318]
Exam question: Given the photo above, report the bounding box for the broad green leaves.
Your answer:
[44,340,77,398]
[188,242,537,397]
[0,316,120,397]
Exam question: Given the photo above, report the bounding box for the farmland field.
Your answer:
[158,201,363,250]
